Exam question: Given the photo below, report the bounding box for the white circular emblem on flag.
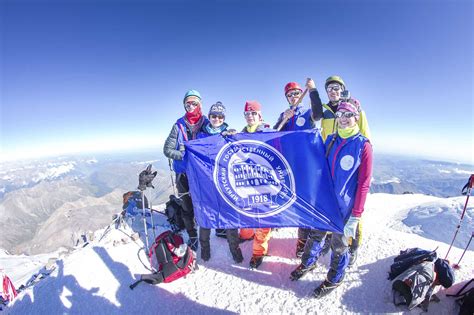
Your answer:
[213,140,296,218]
[296,116,306,126]
[340,155,354,171]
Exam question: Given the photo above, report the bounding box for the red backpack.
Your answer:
[130,231,196,289]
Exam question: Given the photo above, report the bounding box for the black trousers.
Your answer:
[176,173,197,238]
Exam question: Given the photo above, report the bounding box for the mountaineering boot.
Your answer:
[230,247,244,263]
[249,255,264,269]
[348,247,358,268]
[188,236,199,251]
[290,263,317,281]
[312,279,342,298]
[215,229,227,238]
[295,238,306,258]
[201,246,211,262]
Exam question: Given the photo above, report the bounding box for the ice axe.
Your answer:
[276,86,308,131]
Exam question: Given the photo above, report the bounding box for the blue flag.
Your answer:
[184,129,344,233]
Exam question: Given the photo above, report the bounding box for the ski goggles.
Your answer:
[335,111,357,119]
[209,114,224,120]
[244,111,259,117]
[184,101,200,110]
[286,90,301,98]
[326,85,343,92]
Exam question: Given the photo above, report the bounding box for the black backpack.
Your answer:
[388,248,438,280]
[165,195,186,232]
[447,279,474,315]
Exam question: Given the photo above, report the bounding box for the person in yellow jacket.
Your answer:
[300,76,371,268]
[317,76,371,141]
[238,100,273,269]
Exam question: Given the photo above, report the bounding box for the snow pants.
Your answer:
[301,230,349,284]
[297,220,363,251]
[176,173,197,239]
[240,228,272,257]
[199,228,240,257]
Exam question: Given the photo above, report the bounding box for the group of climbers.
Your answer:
[163,75,373,298]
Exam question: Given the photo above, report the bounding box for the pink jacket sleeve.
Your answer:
[351,141,373,217]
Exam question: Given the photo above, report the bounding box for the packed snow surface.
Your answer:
[2,193,473,314]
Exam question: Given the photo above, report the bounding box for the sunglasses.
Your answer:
[184,101,200,110]
[326,85,342,92]
[210,114,224,120]
[286,91,301,98]
[244,111,259,117]
[335,111,357,119]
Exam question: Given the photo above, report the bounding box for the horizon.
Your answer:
[1,142,473,168]
[1,0,473,164]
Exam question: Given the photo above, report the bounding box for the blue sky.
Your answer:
[1,0,473,164]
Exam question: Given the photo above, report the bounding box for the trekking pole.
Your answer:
[149,191,157,240]
[452,231,473,270]
[141,189,150,252]
[445,174,474,260]
[168,159,177,196]
[276,87,308,131]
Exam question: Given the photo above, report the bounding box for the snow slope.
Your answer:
[3,193,473,314]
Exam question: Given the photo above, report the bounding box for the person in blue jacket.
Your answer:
[163,90,208,251]
[274,78,324,258]
[290,99,373,298]
[196,102,243,263]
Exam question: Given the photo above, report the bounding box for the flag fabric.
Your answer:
[184,129,344,233]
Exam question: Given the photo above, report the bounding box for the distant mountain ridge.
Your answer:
[0,151,173,255]
[0,151,472,255]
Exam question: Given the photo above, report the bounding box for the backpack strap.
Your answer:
[325,134,338,158]
[178,123,188,142]
[446,279,474,298]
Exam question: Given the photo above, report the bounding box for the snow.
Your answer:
[2,193,473,314]
[453,168,472,175]
[373,177,401,184]
[32,162,76,182]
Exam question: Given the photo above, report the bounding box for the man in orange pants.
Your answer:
[238,100,273,269]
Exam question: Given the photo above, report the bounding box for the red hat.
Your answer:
[244,100,262,112]
[284,82,303,95]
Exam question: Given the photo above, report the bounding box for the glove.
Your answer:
[343,215,360,239]
[221,129,237,136]
[138,164,157,191]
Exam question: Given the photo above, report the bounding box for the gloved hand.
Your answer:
[343,215,360,239]
[138,164,157,191]
[221,129,237,136]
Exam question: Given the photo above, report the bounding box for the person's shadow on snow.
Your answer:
[340,255,398,313]
[201,236,330,299]
[8,259,118,314]
[93,246,234,314]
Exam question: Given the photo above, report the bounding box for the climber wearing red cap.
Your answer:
[239,100,273,269]
[274,79,323,131]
